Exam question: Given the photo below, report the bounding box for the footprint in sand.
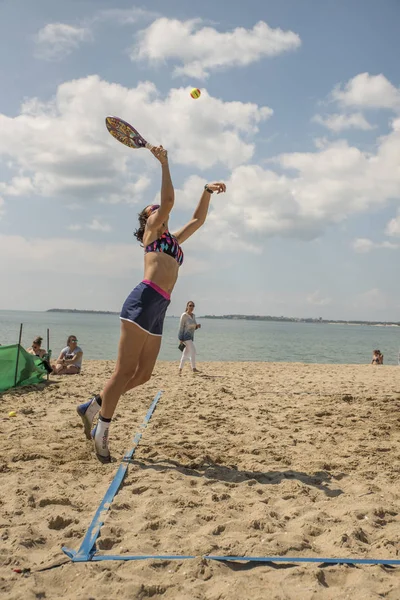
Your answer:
[39,497,72,508]
[48,515,74,530]
[97,536,121,550]
[131,485,149,495]
[112,502,131,510]
[97,526,123,549]
[145,520,161,531]
[250,520,264,530]
[135,585,167,598]
[212,524,226,535]
[19,533,47,548]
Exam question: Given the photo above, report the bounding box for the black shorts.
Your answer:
[120,281,170,336]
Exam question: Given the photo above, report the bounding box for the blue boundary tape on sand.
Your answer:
[63,552,400,567]
[206,555,400,566]
[62,389,400,568]
[86,554,400,566]
[62,391,163,562]
[91,554,196,561]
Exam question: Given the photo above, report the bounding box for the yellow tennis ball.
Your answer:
[190,88,201,99]
[8,411,17,417]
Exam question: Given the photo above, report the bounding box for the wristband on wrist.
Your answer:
[204,184,214,194]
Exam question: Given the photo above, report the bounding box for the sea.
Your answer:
[1,310,399,365]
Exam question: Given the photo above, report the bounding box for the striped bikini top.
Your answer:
[144,231,184,266]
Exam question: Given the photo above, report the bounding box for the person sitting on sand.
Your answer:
[27,336,53,374]
[371,349,383,365]
[27,336,47,359]
[53,335,83,374]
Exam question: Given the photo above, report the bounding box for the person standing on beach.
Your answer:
[178,301,201,374]
[76,145,226,463]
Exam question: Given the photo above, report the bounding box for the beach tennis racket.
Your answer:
[105,116,153,150]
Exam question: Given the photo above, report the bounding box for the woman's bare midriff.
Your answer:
[143,252,179,295]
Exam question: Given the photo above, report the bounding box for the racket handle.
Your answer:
[145,142,154,150]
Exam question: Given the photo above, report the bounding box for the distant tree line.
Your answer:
[201,315,400,326]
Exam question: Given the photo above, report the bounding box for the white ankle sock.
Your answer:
[94,417,111,457]
[85,396,101,423]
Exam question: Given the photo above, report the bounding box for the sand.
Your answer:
[1,360,400,599]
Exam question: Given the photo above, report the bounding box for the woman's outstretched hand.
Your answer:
[206,182,226,194]
[151,145,168,165]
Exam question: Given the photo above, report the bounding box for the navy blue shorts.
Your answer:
[120,281,170,336]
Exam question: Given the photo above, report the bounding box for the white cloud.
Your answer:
[131,18,301,79]
[34,8,159,63]
[313,112,374,132]
[94,7,160,25]
[385,210,400,237]
[0,196,4,219]
[68,218,111,232]
[0,176,35,196]
[332,73,400,111]
[352,238,399,253]
[2,72,400,254]
[35,23,92,61]
[307,291,331,306]
[313,73,400,140]
[278,119,400,213]
[172,174,262,254]
[171,174,208,210]
[352,238,375,253]
[0,233,210,281]
[0,75,272,209]
[171,103,400,247]
[87,219,111,232]
[201,111,400,243]
[117,175,152,203]
[0,234,141,277]
[216,164,316,238]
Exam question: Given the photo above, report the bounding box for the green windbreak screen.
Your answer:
[0,344,47,393]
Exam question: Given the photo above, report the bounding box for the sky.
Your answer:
[0,0,400,320]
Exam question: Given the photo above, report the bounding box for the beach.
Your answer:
[1,361,400,599]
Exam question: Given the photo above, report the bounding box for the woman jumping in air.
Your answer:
[76,146,226,462]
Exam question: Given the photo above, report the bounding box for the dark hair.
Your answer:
[67,335,77,345]
[186,301,195,311]
[134,206,151,244]
[32,336,43,346]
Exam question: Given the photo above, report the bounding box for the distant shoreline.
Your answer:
[47,308,119,315]
[201,315,400,326]
[46,309,400,326]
